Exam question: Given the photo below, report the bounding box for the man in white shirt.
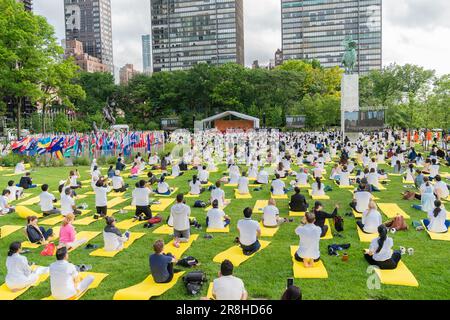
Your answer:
[170,194,191,244]
[256,168,269,184]
[40,184,60,216]
[262,198,286,227]
[198,166,209,183]
[296,169,309,186]
[237,173,249,194]
[0,190,15,215]
[132,180,152,221]
[271,174,285,196]
[351,190,372,213]
[211,260,247,300]
[6,180,23,202]
[237,208,261,255]
[49,247,94,300]
[93,178,112,218]
[433,175,449,200]
[206,200,231,230]
[112,171,127,192]
[60,188,81,216]
[294,212,322,268]
[211,181,226,208]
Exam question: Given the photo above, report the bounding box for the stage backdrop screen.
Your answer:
[344,110,385,132]
[286,115,306,128]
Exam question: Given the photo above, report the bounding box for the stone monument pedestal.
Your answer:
[341,74,360,141]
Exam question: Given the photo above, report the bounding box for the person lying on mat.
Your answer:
[237,207,261,256]
[423,200,449,233]
[206,199,231,229]
[210,260,247,300]
[198,165,209,184]
[281,285,302,301]
[356,200,382,234]
[5,242,49,292]
[433,175,449,201]
[262,198,286,227]
[61,188,82,216]
[112,170,128,193]
[58,214,87,250]
[189,175,204,195]
[256,167,269,185]
[237,171,250,195]
[0,190,15,215]
[132,180,153,221]
[350,187,372,213]
[170,194,191,246]
[296,168,309,186]
[311,177,326,197]
[18,172,36,189]
[39,184,61,216]
[49,247,95,300]
[271,174,286,196]
[364,225,401,270]
[289,187,309,212]
[26,216,53,244]
[103,217,130,251]
[295,212,322,268]
[14,160,26,175]
[155,176,171,195]
[6,180,23,202]
[149,240,178,284]
[211,181,228,207]
[312,201,338,237]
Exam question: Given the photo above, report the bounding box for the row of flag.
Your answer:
[10,131,165,159]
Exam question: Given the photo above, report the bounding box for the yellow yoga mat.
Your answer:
[153,224,174,235]
[17,196,40,206]
[22,227,61,249]
[0,225,22,239]
[308,190,330,200]
[271,193,288,200]
[402,179,415,185]
[206,225,230,233]
[42,272,109,300]
[2,173,21,177]
[113,272,185,300]
[234,190,252,199]
[352,209,363,219]
[107,197,128,209]
[73,213,115,226]
[289,211,305,217]
[152,198,175,212]
[66,231,101,252]
[11,193,33,202]
[388,173,403,177]
[0,265,49,300]
[334,180,355,189]
[422,221,450,241]
[357,227,378,242]
[347,190,379,201]
[290,246,328,279]
[108,192,126,198]
[259,222,279,237]
[373,261,419,287]
[296,184,311,189]
[164,234,199,259]
[253,200,268,213]
[40,215,65,226]
[204,200,231,211]
[89,233,146,257]
[224,183,238,188]
[184,193,200,198]
[116,218,146,230]
[83,191,95,195]
[321,220,333,240]
[154,188,179,197]
[212,240,271,267]
[16,206,42,219]
[377,184,387,191]
[377,203,410,219]
[206,282,214,300]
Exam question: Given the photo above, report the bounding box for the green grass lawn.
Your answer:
[0,161,449,300]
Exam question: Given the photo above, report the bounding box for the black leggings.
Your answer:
[364,251,401,270]
[320,224,328,238]
[135,205,152,219]
[294,252,320,263]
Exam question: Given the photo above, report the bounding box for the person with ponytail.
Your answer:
[311,177,325,197]
[59,214,87,250]
[5,242,49,292]
[364,225,401,270]
[189,175,204,195]
[423,200,449,233]
[156,175,171,195]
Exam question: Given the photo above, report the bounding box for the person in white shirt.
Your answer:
[68,170,81,190]
[206,200,231,229]
[189,175,204,195]
[170,194,191,245]
[103,217,130,252]
[237,172,249,194]
[40,184,60,216]
[0,190,15,215]
[93,178,112,218]
[198,166,210,184]
[404,164,415,183]
[356,200,382,234]
[248,164,258,179]
[256,168,269,185]
[171,163,183,178]
[237,207,261,255]
[339,167,350,186]
[294,212,322,268]
[350,189,372,213]
[210,260,247,300]
[49,247,95,300]
[91,166,101,182]
[6,180,23,202]
[5,242,49,292]
[112,170,127,192]
[14,161,26,175]
[423,200,449,233]
[311,177,325,196]
[296,169,309,186]
[156,176,171,195]
[433,175,449,200]
[429,159,439,179]
[132,180,152,221]
[211,181,227,208]
[60,188,81,216]
[271,174,286,196]
[364,225,401,270]
[262,198,286,227]
[367,168,379,189]
[312,165,323,179]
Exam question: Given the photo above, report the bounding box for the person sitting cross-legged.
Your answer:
[149,240,177,284]
[364,225,401,270]
[210,260,248,300]
[237,207,261,256]
[206,199,231,230]
[294,212,322,268]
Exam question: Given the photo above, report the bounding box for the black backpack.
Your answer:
[194,200,206,208]
[334,215,344,232]
[177,256,199,268]
[183,271,207,295]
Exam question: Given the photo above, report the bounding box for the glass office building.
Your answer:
[64,0,114,72]
[281,0,382,74]
[150,0,244,72]
[142,34,153,74]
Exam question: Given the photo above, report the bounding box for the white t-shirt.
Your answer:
[257,170,269,184]
[361,209,382,233]
[237,218,260,246]
[354,191,372,212]
[311,182,325,196]
[112,176,124,190]
[94,186,111,207]
[296,172,308,185]
[40,192,56,212]
[15,163,25,174]
[132,187,150,206]
[157,182,170,194]
[212,275,245,300]
[237,177,249,194]
[211,188,225,207]
[271,179,285,196]
[0,195,9,211]
[429,164,439,177]
[198,170,209,182]
[262,205,279,227]
[189,180,202,195]
[427,208,448,233]
[49,260,79,300]
[295,223,321,259]
[369,237,394,262]
[69,175,79,187]
[207,208,226,229]
[6,186,21,202]
[367,172,379,186]
[60,194,75,216]
[434,181,449,199]
[170,203,191,231]
[340,171,350,186]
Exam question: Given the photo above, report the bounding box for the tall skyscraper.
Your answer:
[281,0,382,74]
[17,0,32,11]
[150,0,244,72]
[142,34,153,75]
[64,0,114,72]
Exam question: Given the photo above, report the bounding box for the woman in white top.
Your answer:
[424,200,449,233]
[171,163,182,178]
[351,189,372,213]
[271,174,285,196]
[206,200,230,229]
[329,164,340,180]
[112,170,127,192]
[68,170,81,189]
[211,181,226,208]
[356,200,382,234]
[14,161,26,175]
[198,166,210,183]
[189,175,203,195]
[256,168,269,185]
[103,217,130,252]
[434,175,449,200]
[367,168,379,188]
[237,172,249,195]
[339,167,350,186]
[415,181,436,212]
[311,177,325,196]
[156,176,171,195]
[296,169,309,186]
[404,164,415,183]
[364,225,401,270]
[429,159,440,178]
[5,242,49,291]
[248,164,258,179]
[262,198,286,227]
[276,162,287,178]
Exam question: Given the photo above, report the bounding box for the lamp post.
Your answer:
[263,112,266,129]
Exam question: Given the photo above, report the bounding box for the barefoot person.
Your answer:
[294,212,322,268]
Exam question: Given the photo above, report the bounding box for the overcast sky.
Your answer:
[33,0,450,75]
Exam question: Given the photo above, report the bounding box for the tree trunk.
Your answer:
[42,105,46,134]
[16,97,22,139]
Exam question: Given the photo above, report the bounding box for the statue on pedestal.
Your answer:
[342,37,358,74]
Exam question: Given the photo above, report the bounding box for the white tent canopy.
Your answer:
[199,111,260,130]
